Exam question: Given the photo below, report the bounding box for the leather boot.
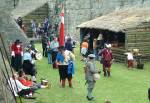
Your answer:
[87,88,94,100]
[107,71,110,77]
[68,79,73,88]
[62,79,66,88]
[104,71,107,77]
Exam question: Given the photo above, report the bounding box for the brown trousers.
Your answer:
[128,60,133,68]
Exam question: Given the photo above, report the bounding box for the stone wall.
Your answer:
[48,0,150,40]
[0,0,16,12]
[0,50,15,103]
[22,3,49,37]
[0,11,28,54]
[0,0,28,102]
[12,0,150,40]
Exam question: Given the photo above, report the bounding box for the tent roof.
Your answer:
[77,8,150,32]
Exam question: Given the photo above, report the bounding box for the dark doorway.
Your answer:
[80,28,125,54]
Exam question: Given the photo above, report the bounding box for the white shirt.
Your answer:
[8,78,29,96]
[125,52,133,60]
[64,50,71,62]
[64,50,75,62]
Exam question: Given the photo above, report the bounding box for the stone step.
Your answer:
[21,3,48,37]
[12,0,49,38]
[12,0,48,19]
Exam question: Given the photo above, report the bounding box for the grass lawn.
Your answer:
[31,43,150,103]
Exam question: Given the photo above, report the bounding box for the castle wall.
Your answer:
[48,0,150,39]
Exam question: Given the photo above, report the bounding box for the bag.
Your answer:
[137,64,144,69]
[93,73,100,80]
[35,53,43,60]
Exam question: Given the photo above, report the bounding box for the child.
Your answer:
[124,49,134,68]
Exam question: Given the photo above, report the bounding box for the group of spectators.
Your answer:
[9,39,48,98]
[41,34,76,88]
[31,17,49,38]
[16,17,50,38]
[81,33,140,101]
[10,39,38,82]
[8,69,48,99]
[81,37,114,77]
[10,34,113,101]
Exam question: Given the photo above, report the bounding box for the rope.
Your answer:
[0,69,8,103]
[1,68,16,99]
[0,48,14,93]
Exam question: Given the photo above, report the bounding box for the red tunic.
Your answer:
[101,48,113,68]
[101,48,113,62]
[11,43,23,55]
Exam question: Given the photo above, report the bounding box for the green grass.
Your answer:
[32,43,150,103]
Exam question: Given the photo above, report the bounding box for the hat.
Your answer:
[30,40,34,43]
[88,54,96,58]
[105,44,111,48]
[15,39,21,43]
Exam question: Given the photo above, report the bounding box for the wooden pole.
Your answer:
[0,71,8,103]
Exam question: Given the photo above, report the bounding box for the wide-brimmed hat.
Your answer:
[15,39,22,43]
[105,44,111,48]
[88,54,96,58]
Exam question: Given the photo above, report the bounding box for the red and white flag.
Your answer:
[59,8,65,46]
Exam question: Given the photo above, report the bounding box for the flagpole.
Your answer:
[64,0,67,35]
[66,10,69,35]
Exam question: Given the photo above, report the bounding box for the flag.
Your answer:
[59,8,65,46]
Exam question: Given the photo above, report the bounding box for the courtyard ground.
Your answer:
[25,43,150,103]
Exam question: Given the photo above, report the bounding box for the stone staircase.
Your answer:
[12,0,49,37]
[12,0,48,19]
[23,3,49,37]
